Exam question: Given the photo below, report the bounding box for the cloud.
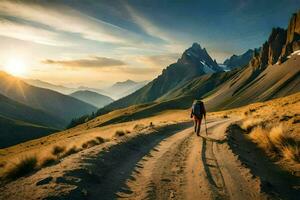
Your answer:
[0,18,68,46]
[42,56,126,68]
[0,0,142,45]
[125,4,173,43]
[135,53,180,68]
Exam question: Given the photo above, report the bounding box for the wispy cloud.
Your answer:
[125,4,173,43]
[0,18,68,46]
[0,0,142,45]
[42,56,126,68]
[135,53,180,68]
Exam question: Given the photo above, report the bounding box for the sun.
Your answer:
[4,58,27,76]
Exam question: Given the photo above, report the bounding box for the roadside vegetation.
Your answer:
[1,135,110,181]
[222,93,300,171]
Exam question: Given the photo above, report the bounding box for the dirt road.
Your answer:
[1,118,298,200]
[115,119,264,200]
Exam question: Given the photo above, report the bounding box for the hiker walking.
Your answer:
[190,99,206,136]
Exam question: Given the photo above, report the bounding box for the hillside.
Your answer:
[0,71,97,125]
[0,93,63,129]
[0,115,57,148]
[70,90,114,108]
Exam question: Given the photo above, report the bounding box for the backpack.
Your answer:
[193,101,204,118]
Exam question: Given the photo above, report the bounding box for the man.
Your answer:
[190,99,206,136]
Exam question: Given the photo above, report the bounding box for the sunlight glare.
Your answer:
[4,58,27,76]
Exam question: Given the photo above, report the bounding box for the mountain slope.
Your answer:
[97,43,223,113]
[0,72,97,125]
[70,90,114,108]
[166,11,300,111]
[24,79,77,95]
[0,114,57,148]
[0,93,63,129]
[223,49,254,69]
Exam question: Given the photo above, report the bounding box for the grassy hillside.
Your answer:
[0,115,58,148]
[0,71,97,125]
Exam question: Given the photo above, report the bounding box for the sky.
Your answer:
[0,0,298,88]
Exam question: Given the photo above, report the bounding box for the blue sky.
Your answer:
[0,0,298,87]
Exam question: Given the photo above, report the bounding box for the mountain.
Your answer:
[159,11,300,111]
[70,90,114,108]
[96,43,223,113]
[104,80,147,99]
[0,71,97,126]
[0,93,63,129]
[279,11,300,62]
[77,86,111,97]
[0,93,63,147]
[24,79,77,94]
[0,114,58,148]
[68,11,300,129]
[223,49,254,69]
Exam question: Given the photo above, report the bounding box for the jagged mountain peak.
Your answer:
[180,43,223,73]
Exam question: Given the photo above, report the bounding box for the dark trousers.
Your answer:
[194,116,202,136]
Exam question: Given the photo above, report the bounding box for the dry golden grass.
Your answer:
[248,124,299,163]
[282,145,300,163]
[241,118,264,131]
[217,92,300,170]
[4,156,38,180]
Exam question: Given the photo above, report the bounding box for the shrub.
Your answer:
[133,124,145,131]
[63,146,80,157]
[52,145,65,156]
[5,156,38,180]
[95,137,105,144]
[82,139,102,149]
[40,156,57,167]
[115,130,126,137]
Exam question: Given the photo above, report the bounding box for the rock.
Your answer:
[36,176,53,186]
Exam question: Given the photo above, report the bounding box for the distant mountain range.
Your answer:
[70,90,114,108]
[24,78,146,100]
[223,49,254,69]
[105,79,148,99]
[68,11,300,128]
[0,71,97,127]
[24,79,77,94]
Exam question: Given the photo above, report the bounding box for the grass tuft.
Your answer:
[4,156,37,180]
[63,146,80,157]
[39,156,57,167]
[115,130,126,137]
[248,124,299,163]
[51,145,65,156]
[241,118,263,132]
